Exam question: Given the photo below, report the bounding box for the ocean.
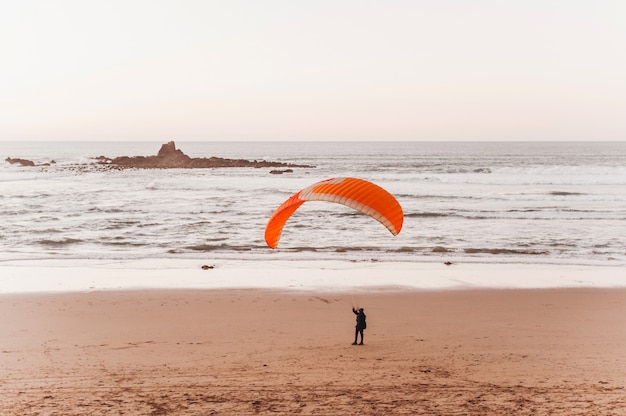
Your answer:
[1,141,625,268]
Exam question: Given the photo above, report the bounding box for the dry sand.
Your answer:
[1,287,625,415]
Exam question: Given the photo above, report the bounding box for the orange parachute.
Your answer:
[264,177,404,248]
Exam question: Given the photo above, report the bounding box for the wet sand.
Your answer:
[1,288,626,415]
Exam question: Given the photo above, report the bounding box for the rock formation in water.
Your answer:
[5,141,313,170]
[96,141,313,169]
[5,157,36,167]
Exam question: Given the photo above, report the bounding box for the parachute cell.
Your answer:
[264,177,404,248]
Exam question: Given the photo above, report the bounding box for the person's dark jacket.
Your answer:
[353,308,366,330]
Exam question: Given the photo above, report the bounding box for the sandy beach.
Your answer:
[2,283,625,415]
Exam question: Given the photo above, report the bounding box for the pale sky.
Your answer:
[1,0,625,141]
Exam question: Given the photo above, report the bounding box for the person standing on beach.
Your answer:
[352,307,366,345]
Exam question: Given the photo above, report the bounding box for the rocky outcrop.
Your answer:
[6,141,314,171]
[97,141,313,169]
[97,141,193,169]
[5,157,35,167]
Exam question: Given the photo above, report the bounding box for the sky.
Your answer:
[1,0,625,142]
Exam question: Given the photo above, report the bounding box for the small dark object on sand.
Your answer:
[201,264,215,270]
[444,261,453,266]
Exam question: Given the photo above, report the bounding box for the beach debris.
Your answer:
[265,177,404,249]
[444,261,453,266]
[201,264,215,270]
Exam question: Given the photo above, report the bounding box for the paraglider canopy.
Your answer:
[264,177,404,248]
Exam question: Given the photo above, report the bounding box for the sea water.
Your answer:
[1,141,625,268]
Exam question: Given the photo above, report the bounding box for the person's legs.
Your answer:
[358,328,364,345]
[353,327,359,345]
